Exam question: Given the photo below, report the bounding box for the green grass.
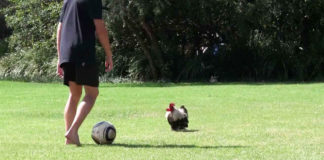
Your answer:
[0,81,323,160]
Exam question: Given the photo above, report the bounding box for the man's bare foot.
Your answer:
[65,138,74,145]
[65,129,81,146]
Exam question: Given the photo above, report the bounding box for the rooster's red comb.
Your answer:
[169,103,175,107]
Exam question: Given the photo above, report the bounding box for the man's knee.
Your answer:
[89,90,99,99]
[84,87,99,101]
[70,91,82,100]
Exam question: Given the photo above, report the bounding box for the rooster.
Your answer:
[165,103,189,131]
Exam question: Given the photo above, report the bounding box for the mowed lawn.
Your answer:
[0,81,323,160]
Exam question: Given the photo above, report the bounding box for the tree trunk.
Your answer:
[123,18,158,80]
[141,21,164,67]
[120,3,159,80]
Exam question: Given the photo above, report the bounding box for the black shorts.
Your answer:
[61,63,99,87]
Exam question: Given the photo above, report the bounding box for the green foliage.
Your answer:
[0,0,323,81]
[4,0,61,50]
[103,0,324,81]
[0,0,61,80]
[0,47,58,81]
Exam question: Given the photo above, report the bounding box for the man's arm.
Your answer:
[94,19,113,72]
[56,22,63,77]
[57,22,62,58]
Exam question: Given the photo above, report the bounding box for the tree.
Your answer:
[1,0,323,81]
[0,0,62,80]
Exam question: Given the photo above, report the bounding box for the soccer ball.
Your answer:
[91,121,116,144]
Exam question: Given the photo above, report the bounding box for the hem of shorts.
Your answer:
[63,81,99,88]
[59,60,71,67]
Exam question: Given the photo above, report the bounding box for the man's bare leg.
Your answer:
[64,81,82,144]
[65,85,99,146]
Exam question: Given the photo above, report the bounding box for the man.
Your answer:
[56,0,113,146]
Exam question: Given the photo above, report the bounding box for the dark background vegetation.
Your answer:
[0,0,323,82]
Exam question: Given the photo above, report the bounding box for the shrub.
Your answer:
[1,0,323,82]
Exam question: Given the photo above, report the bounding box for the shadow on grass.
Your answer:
[99,81,323,88]
[82,143,248,149]
[173,129,199,132]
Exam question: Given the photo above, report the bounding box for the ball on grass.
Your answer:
[91,121,116,144]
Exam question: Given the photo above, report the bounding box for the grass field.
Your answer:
[0,81,323,160]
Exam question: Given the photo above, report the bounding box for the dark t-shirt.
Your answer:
[59,0,102,67]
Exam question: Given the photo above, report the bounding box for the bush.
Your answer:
[103,0,324,81]
[0,0,61,80]
[1,0,323,82]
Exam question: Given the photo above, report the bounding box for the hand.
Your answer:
[105,55,113,72]
[56,61,63,78]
